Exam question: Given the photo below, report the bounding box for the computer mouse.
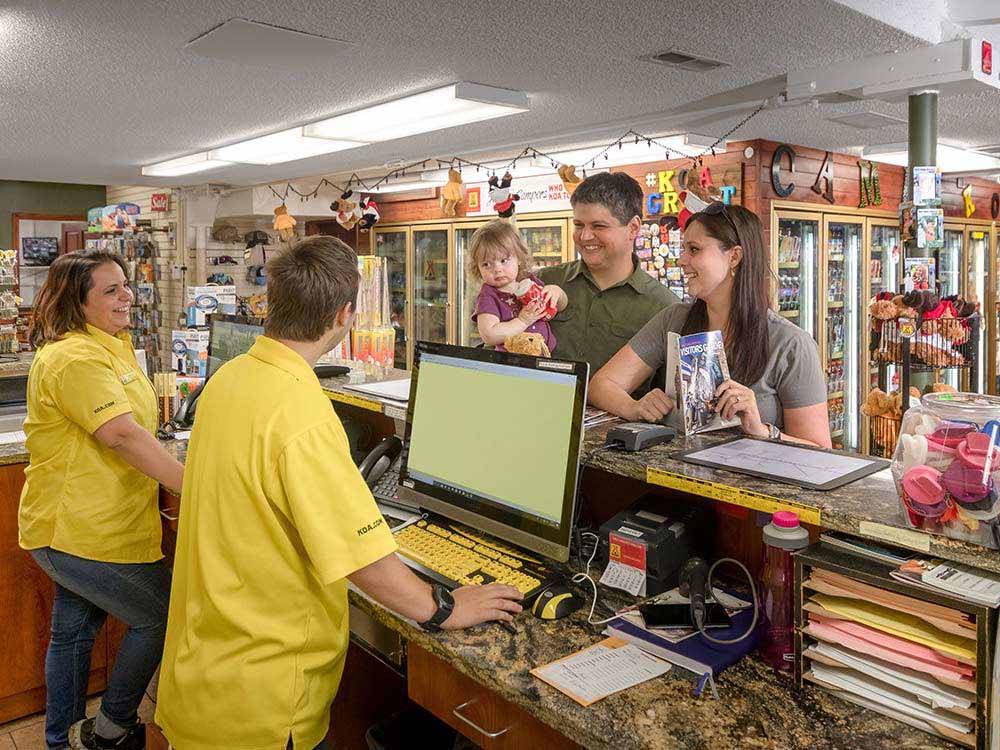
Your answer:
[531,583,583,620]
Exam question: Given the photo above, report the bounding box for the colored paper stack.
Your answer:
[802,568,978,748]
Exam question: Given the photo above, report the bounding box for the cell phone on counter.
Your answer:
[639,602,732,630]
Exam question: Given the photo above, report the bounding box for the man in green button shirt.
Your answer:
[538,172,679,382]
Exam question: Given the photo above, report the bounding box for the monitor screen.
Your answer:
[398,342,588,562]
[207,315,263,378]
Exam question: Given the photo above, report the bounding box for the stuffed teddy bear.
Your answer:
[273,204,297,242]
[557,164,581,196]
[331,190,363,231]
[441,169,464,216]
[504,332,550,357]
[677,168,723,230]
[488,172,519,218]
[359,196,380,231]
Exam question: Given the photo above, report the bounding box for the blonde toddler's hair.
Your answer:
[468,220,531,283]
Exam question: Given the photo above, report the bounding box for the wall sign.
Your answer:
[643,168,738,216]
[151,193,169,212]
[962,185,975,217]
[811,151,835,204]
[465,187,481,212]
[857,160,882,208]
[770,144,796,198]
[466,173,570,216]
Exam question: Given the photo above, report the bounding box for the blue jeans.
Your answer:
[30,547,171,750]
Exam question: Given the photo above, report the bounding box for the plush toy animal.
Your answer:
[273,204,297,242]
[488,172,519,218]
[441,169,464,216]
[504,332,550,357]
[557,164,581,196]
[359,196,380,231]
[332,190,363,231]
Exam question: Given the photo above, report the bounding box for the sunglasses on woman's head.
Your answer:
[700,202,742,246]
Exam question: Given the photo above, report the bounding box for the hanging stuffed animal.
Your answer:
[488,172,519,218]
[359,196,380,231]
[677,167,722,230]
[331,190,363,231]
[441,168,464,216]
[557,164,581,196]
[273,204,297,242]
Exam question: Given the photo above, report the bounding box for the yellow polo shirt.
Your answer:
[19,325,160,563]
[156,336,397,750]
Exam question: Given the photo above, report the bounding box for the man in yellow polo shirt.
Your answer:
[156,236,522,750]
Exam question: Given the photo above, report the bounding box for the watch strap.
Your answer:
[420,584,454,632]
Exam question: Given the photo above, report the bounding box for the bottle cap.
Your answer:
[771,511,800,528]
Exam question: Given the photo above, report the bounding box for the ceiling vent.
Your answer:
[826,111,907,129]
[646,50,728,72]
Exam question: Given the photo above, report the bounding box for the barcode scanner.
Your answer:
[679,557,709,631]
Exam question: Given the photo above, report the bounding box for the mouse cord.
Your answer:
[695,557,759,645]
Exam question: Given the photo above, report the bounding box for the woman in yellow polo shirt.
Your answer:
[19,250,184,750]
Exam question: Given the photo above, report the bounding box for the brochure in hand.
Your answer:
[665,330,738,436]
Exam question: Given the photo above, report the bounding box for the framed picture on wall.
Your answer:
[21,237,59,266]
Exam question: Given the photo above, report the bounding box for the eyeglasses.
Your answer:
[700,202,742,246]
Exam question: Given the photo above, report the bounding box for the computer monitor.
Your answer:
[207,314,264,378]
[397,342,589,562]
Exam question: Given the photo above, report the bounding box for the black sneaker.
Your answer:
[68,718,145,750]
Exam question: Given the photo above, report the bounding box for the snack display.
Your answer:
[891,392,1000,549]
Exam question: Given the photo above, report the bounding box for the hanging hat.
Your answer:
[211,222,241,243]
[244,230,271,249]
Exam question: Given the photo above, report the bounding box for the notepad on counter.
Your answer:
[531,637,670,706]
[343,378,411,404]
[0,430,26,445]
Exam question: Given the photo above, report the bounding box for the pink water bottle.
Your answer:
[759,511,809,672]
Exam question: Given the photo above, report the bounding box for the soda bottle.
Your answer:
[759,511,809,671]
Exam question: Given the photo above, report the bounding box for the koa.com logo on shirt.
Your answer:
[357,518,384,536]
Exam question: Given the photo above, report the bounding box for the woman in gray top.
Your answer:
[589,204,831,448]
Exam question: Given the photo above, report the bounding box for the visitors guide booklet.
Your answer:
[665,330,738,436]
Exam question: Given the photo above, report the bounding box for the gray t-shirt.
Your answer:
[628,303,826,430]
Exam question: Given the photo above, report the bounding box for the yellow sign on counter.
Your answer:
[645,467,822,526]
[323,389,383,413]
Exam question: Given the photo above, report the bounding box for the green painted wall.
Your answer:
[0,180,106,248]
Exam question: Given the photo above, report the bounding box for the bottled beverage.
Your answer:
[759,511,809,671]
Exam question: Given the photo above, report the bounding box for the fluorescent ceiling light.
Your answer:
[209,127,366,165]
[304,82,528,143]
[366,177,448,194]
[141,152,233,177]
[863,143,1000,172]
[550,133,722,168]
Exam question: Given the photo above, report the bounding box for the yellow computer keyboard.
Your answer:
[395,519,550,597]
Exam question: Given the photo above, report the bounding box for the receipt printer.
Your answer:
[598,500,704,596]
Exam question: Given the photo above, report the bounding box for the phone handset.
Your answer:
[358,435,403,487]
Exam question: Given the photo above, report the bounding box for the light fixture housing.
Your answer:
[209,127,366,166]
[304,82,529,143]
[141,152,233,177]
[863,143,1000,172]
[365,176,448,194]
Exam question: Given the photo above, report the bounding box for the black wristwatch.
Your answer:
[419,584,455,632]
[766,423,781,440]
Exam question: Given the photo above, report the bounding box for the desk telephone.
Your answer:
[359,435,403,488]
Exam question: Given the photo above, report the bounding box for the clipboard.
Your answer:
[678,436,889,491]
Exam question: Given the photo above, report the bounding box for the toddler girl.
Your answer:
[470,220,567,352]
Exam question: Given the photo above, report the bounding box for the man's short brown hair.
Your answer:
[265,236,359,342]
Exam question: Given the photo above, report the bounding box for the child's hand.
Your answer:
[541,284,565,313]
[517,299,546,325]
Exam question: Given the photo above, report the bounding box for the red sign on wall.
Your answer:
[150,193,169,212]
[465,187,481,212]
[983,41,993,75]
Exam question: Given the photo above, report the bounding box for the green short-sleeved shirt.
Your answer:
[629,303,827,430]
[537,256,679,378]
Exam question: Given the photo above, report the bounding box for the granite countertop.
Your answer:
[0,351,33,378]
[319,370,1000,576]
[348,577,959,750]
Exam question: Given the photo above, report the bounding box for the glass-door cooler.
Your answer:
[773,212,820,343]
[411,225,452,366]
[518,219,568,272]
[862,219,900,452]
[823,217,863,451]
[454,222,484,347]
[939,227,965,390]
[964,228,989,393]
[372,227,410,369]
